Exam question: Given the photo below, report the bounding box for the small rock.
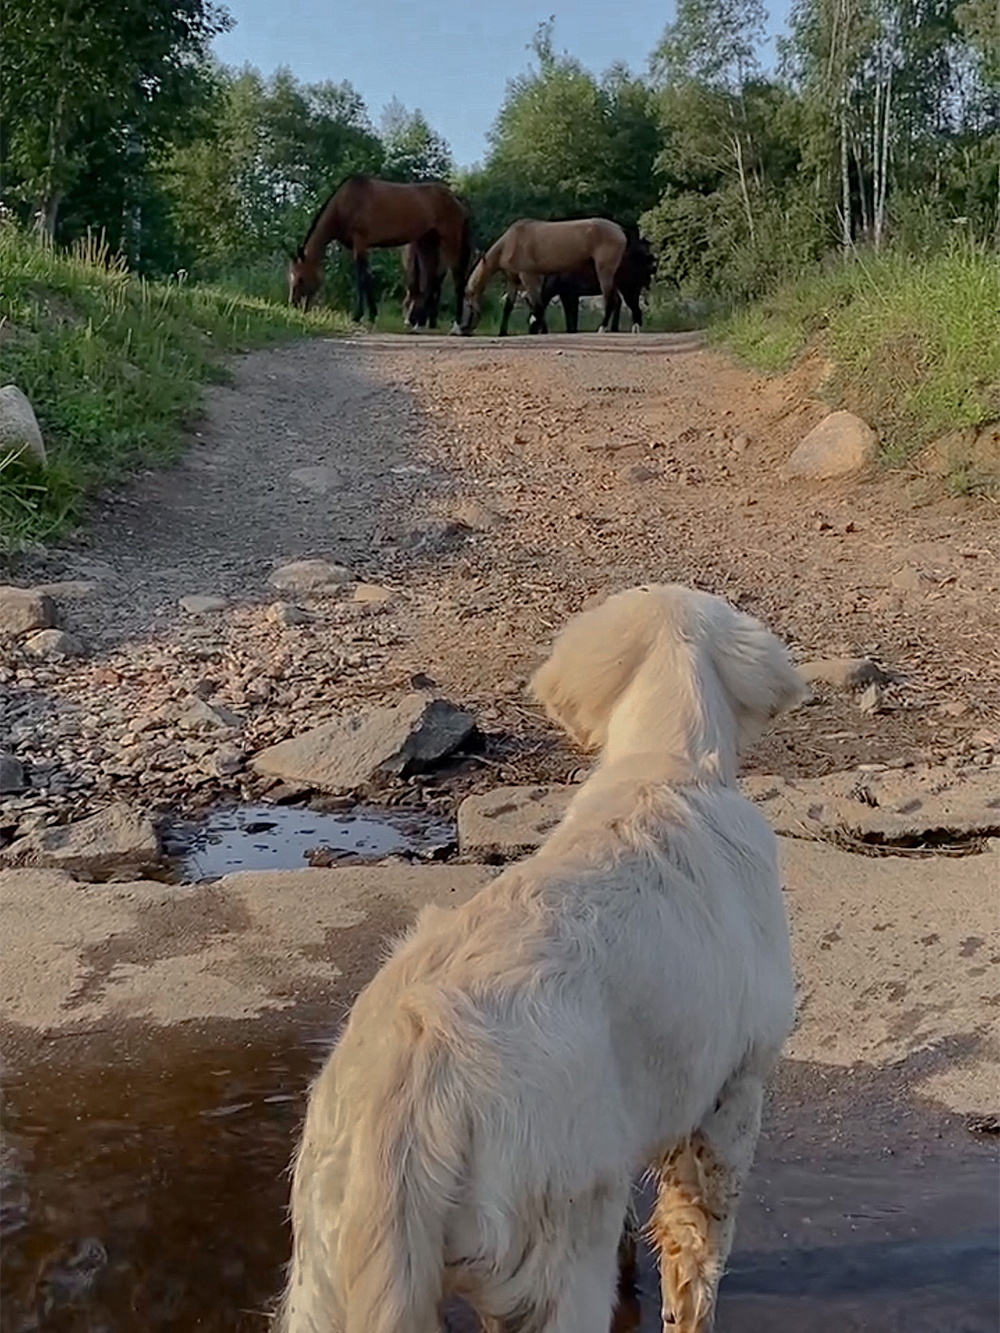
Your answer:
[34,581,97,600]
[458,785,573,858]
[730,433,751,454]
[390,518,471,556]
[176,698,243,732]
[266,601,315,626]
[24,629,85,659]
[858,683,885,715]
[799,658,895,691]
[353,583,394,605]
[251,693,475,794]
[289,465,341,495]
[0,802,159,878]
[205,743,245,777]
[180,594,228,615]
[0,586,57,638]
[625,464,660,482]
[938,700,970,718]
[449,499,502,531]
[268,559,354,595]
[0,384,46,467]
[409,672,438,691]
[0,751,27,793]
[781,411,878,480]
[891,565,928,591]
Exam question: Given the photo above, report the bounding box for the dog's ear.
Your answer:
[706,602,807,737]
[530,587,664,749]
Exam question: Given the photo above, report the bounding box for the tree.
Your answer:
[157,66,384,276]
[0,0,230,238]
[470,20,660,237]
[380,99,453,181]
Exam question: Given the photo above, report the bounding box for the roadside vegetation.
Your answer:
[715,242,1000,464]
[0,227,347,550]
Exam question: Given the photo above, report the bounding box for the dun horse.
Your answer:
[530,232,657,335]
[457,218,627,336]
[288,176,471,325]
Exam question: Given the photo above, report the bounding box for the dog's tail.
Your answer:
[338,987,478,1333]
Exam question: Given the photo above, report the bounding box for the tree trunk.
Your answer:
[731,132,756,244]
[840,99,851,251]
[874,61,892,251]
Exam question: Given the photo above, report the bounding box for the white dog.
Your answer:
[278,584,806,1333]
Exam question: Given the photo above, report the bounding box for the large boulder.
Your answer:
[252,693,476,793]
[0,803,160,880]
[0,586,57,638]
[781,411,878,480]
[0,385,46,467]
[458,785,574,859]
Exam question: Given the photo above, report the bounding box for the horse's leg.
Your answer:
[352,253,366,323]
[562,292,580,333]
[523,276,546,334]
[364,260,378,323]
[628,289,643,334]
[498,289,516,337]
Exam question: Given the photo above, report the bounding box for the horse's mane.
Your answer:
[297,174,374,254]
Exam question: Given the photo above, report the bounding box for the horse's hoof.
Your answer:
[449,322,466,337]
[631,323,641,335]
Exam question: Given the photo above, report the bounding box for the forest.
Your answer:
[3,0,997,310]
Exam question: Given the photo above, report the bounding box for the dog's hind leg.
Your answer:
[649,1073,765,1332]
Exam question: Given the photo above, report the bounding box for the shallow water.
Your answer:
[165,802,456,881]
[2,1021,996,1333]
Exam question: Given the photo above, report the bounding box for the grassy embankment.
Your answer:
[714,244,1000,490]
[0,228,350,552]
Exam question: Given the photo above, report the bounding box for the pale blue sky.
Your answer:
[213,2,793,169]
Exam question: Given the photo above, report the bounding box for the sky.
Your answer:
[212,1,794,170]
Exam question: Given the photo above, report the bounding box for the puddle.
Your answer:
[1,1025,996,1333]
[164,803,456,881]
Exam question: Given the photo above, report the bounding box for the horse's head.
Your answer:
[456,253,486,335]
[629,235,658,290]
[288,248,323,310]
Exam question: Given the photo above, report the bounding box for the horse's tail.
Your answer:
[339,990,473,1333]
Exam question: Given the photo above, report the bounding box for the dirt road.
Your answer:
[4,330,998,829]
[2,331,998,1331]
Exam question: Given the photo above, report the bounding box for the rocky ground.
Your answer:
[2,329,998,1332]
[2,330,998,858]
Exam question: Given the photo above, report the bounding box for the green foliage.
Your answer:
[0,225,349,550]
[156,66,384,277]
[0,0,229,243]
[716,242,1000,455]
[380,99,454,182]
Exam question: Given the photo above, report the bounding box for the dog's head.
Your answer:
[530,584,806,776]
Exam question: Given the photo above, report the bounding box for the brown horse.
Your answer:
[289,176,471,324]
[457,218,627,336]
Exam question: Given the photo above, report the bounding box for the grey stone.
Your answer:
[353,583,395,605]
[266,601,315,626]
[858,682,885,714]
[458,785,573,858]
[34,581,97,601]
[0,586,57,638]
[742,764,1000,841]
[177,698,243,732]
[799,657,895,691]
[24,629,85,659]
[0,751,27,794]
[204,744,245,777]
[180,594,228,615]
[289,465,341,495]
[268,559,353,595]
[252,693,476,793]
[0,385,46,467]
[0,803,159,879]
[780,411,878,480]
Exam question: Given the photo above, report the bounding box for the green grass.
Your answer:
[0,227,350,551]
[713,243,1000,462]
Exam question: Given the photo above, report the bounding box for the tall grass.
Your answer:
[0,226,350,551]
[714,242,1000,461]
